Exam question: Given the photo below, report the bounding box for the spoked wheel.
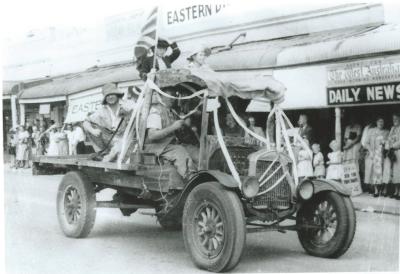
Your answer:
[57,171,96,238]
[297,191,356,258]
[183,182,246,272]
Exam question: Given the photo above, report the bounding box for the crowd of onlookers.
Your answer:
[289,112,400,199]
[6,120,87,169]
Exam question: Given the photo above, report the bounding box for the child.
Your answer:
[312,143,326,178]
[326,140,343,181]
[297,139,313,180]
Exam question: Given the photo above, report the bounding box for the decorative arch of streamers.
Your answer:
[117,78,311,191]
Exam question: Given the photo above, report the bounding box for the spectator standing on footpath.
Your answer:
[68,123,86,155]
[312,143,325,178]
[15,125,30,168]
[360,116,376,192]
[383,113,400,199]
[342,116,362,172]
[326,140,343,181]
[7,128,17,168]
[297,139,313,180]
[45,124,60,156]
[298,114,313,144]
[364,117,389,197]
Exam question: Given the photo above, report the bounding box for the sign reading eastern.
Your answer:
[327,81,400,105]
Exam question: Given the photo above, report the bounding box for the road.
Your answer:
[4,167,400,274]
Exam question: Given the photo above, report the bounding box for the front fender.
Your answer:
[161,170,239,219]
[310,178,351,196]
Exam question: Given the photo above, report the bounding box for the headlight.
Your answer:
[297,180,314,200]
[242,177,259,199]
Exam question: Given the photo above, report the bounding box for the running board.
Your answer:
[96,201,154,209]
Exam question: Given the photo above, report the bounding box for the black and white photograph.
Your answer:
[2,0,400,273]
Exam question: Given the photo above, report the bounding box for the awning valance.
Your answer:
[18,63,140,101]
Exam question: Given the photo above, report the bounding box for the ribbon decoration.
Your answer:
[117,81,147,168]
[225,98,270,145]
[146,79,206,100]
[212,99,242,187]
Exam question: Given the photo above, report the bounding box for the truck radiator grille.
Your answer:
[253,160,292,209]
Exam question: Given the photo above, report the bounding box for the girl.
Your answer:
[312,143,325,178]
[326,140,343,181]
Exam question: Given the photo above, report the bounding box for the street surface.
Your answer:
[4,167,399,273]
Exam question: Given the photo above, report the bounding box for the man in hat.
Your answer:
[144,87,197,178]
[82,83,129,157]
[137,38,181,80]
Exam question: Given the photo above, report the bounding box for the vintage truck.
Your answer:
[32,69,356,272]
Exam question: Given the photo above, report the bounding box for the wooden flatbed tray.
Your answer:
[32,155,137,171]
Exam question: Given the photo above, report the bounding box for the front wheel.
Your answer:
[57,171,96,238]
[183,182,246,272]
[297,191,356,258]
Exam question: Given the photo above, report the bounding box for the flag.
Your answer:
[134,6,158,60]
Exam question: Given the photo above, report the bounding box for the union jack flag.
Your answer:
[134,6,158,59]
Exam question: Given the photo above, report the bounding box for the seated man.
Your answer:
[82,83,130,162]
[144,88,197,178]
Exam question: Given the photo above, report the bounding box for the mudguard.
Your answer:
[167,170,239,216]
[310,178,351,196]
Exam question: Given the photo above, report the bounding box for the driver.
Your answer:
[144,88,197,178]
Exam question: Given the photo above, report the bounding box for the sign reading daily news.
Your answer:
[327,57,400,106]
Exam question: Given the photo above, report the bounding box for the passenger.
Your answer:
[137,38,181,80]
[222,113,245,137]
[144,88,197,178]
[186,45,212,70]
[244,116,265,146]
[82,83,130,161]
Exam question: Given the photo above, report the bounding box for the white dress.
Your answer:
[326,151,343,180]
[297,149,313,177]
[47,132,59,156]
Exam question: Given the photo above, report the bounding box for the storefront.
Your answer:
[18,63,141,126]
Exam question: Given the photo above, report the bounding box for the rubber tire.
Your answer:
[183,182,246,272]
[57,171,96,238]
[297,191,356,258]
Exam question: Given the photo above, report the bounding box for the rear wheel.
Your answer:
[183,182,246,272]
[297,191,356,258]
[57,171,96,238]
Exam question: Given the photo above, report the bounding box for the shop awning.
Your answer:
[18,63,140,104]
[2,81,19,99]
[277,24,400,66]
[174,24,400,72]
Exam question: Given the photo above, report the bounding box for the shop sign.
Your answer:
[327,57,400,87]
[39,104,51,114]
[327,81,400,105]
[65,91,103,123]
[327,57,400,106]
[341,162,362,196]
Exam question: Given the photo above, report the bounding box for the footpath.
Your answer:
[351,192,399,216]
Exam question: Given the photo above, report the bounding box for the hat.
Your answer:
[187,44,212,61]
[102,83,123,104]
[156,38,170,49]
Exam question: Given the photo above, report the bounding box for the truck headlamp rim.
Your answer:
[298,180,314,200]
[242,177,259,199]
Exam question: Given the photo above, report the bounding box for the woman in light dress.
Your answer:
[326,140,343,181]
[45,125,60,156]
[383,113,400,199]
[364,117,389,197]
[297,139,313,180]
[15,125,30,168]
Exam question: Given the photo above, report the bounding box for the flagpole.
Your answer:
[152,5,161,70]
